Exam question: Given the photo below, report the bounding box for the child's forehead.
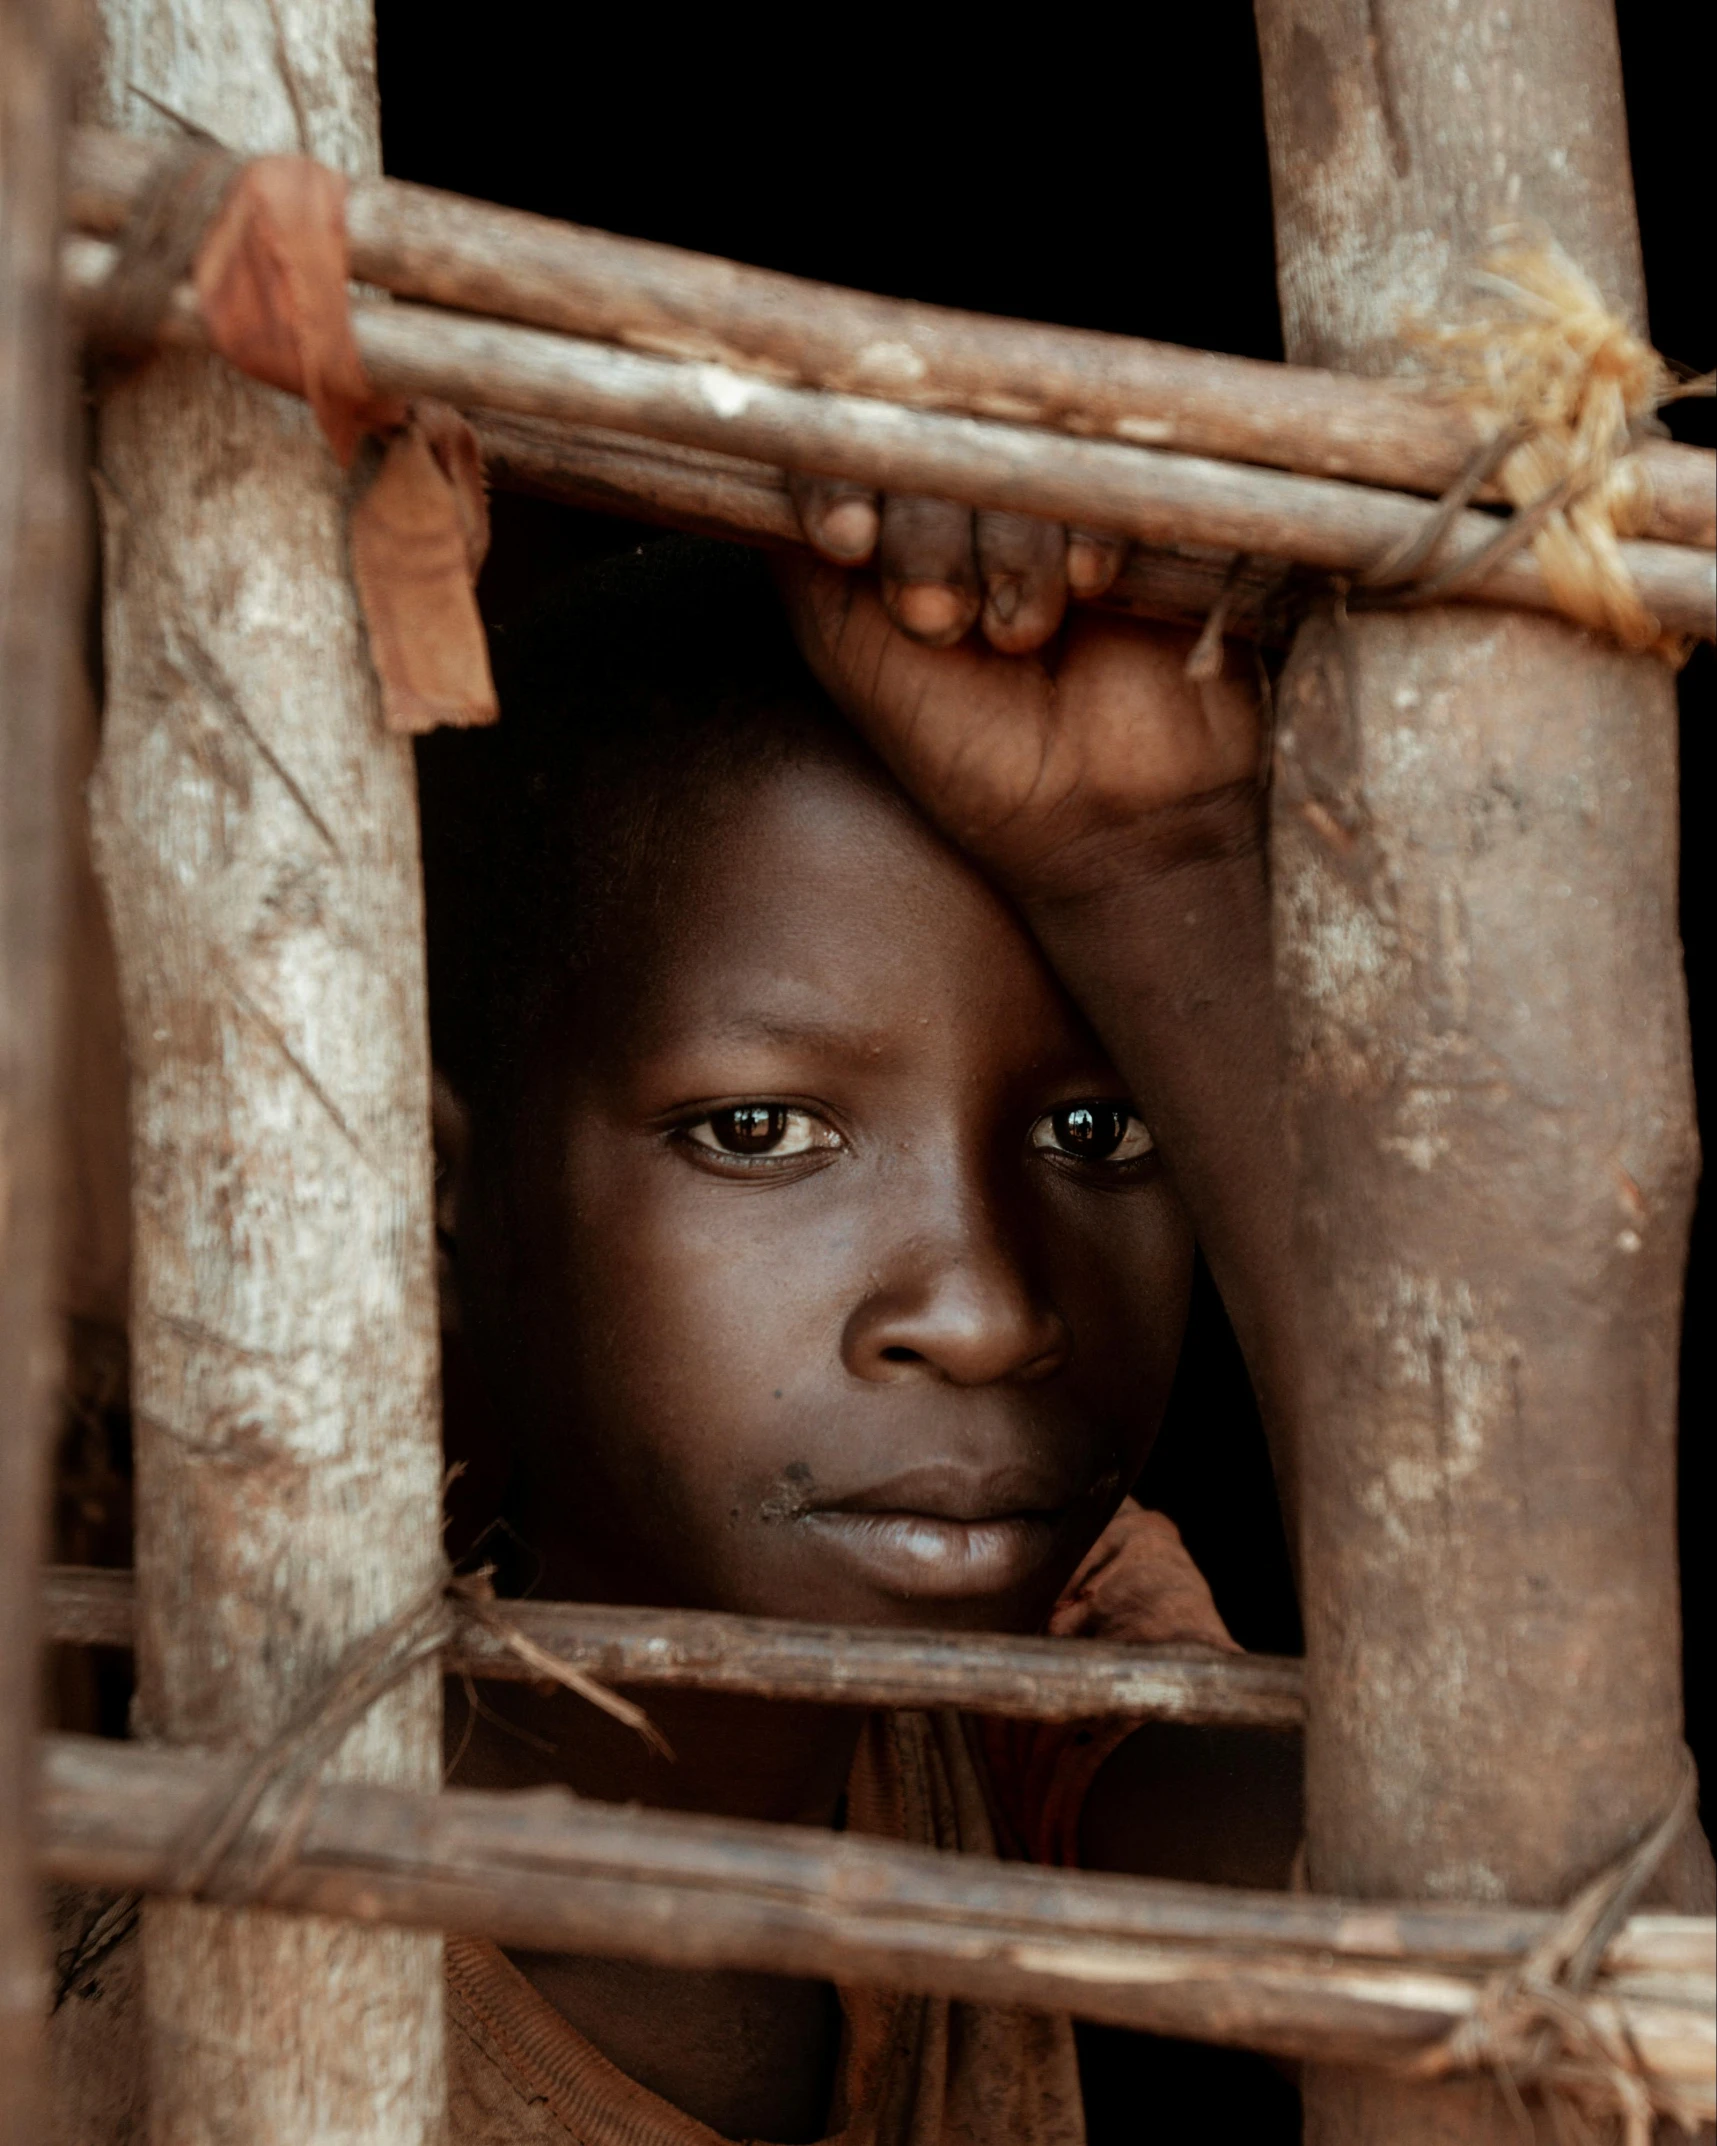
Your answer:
[580,754,1096,1077]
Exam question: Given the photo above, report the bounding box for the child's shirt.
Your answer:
[48,1503,1234,2146]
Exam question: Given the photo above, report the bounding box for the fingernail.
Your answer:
[893,583,971,642]
[818,496,879,561]
[987,576,1022,625]
[1067,537,1119,599]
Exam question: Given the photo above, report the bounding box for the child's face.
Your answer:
[470,746,1193,1634]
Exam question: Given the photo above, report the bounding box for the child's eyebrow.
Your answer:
[696,1009,905,1065]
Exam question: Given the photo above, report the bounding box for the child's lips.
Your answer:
[799,1507,1062,1599]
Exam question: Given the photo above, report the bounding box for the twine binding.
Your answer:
[1383,232,1705,658]
[1399,1753,1704,2144]
[155,1566,661,1910]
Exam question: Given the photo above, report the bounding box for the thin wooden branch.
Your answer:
[66,125,1714,549]
[39,1733,1716,2111]
[41,1567,1307,1728]
[62,236,1717,643]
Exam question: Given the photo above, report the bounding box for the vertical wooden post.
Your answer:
[1254,1,1702,2139]
[0,3,79,2139]
[83,5,446,2141]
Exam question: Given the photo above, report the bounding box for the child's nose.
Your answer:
[840,1204,1070,1388]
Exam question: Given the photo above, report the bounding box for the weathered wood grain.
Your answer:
[79,5,445,2140]
[1257,2,1708,2140]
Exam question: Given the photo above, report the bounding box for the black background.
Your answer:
[374,8,1711,2136]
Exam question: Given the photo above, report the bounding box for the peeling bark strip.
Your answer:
[81,4,445,2141]
[39,1734,1717,2112]
[65,124,1716,549]
[0,2,80,2137]
[1255,2,1703,2141]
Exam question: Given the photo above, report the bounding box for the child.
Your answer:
[423,525,1302,2144]
[51,518,1303,2145]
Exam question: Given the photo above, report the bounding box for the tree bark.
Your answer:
[0,2,80,2137]
[81,6,444,2141]
[1254,1,1705,2139]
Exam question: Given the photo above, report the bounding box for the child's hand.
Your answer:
[776,552,1263,905]
[788,483,1128,656]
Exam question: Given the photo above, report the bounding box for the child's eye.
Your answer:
[683,1105,840,1162]
[1029,1101,1155,1165]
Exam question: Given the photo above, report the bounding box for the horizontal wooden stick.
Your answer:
[40,1733,1715,2104]
[473,411,1286,639]
[63,235,1717,643]
[41,1566,1305,1727]
[67,126,1714,549]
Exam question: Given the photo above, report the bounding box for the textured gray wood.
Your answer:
[0,3,80,2136]
[81,4,444,2140]
[1255,2,1705,2140]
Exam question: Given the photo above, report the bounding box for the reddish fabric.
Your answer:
[193,155,402,465]
[350,401,499,733]
[978,1499,1238,1867]
[191,160,497,734]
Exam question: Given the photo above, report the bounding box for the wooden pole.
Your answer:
[61,234,1717,643]
[81,5,445,2140]
[38,1733,1717,2112]
[1254,2,1706,2140]
[63,123,1717,547]
[0,2,79,2137]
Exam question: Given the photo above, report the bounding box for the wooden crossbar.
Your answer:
[60,230,1717,641]
[41,1567,1305,1729]
[66,127,1714,548]
[40,1732,1716,2111]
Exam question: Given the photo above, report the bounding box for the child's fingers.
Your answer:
[975,511,1068,653]
[787,472,881,564]
[877,495,982,647]
[1066,530,1127,599]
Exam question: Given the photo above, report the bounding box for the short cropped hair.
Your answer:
[418,537,844,1107]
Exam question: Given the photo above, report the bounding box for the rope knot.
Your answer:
[1409,231,1706,657]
